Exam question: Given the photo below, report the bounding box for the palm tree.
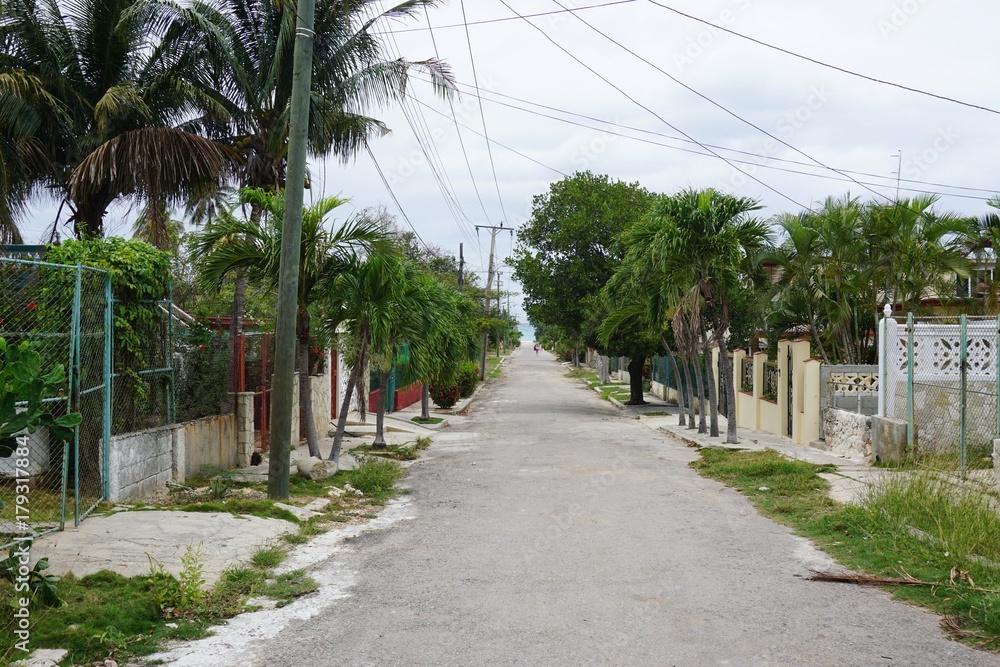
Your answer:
[0,0,236,238]
[324,251,404,463]
[961,196,1000,313]
[171,0,453,193]
[644,189,772,444]
[166,0,452,392]
[195,188,389,457]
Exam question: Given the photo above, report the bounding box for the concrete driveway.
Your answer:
[151,345,998,666]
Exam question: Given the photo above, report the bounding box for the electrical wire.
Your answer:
[377,0,638,35]
[551,0,892,203]
[494,0,812,210]
[414,74,999,199]
[647,1,1000,117]
[407,95,568,177]
[460,0,511,223]
[366,145,427,249]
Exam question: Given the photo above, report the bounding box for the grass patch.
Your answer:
[261,570,319,606]
[250,545,286,569]
[565,367,598,383]
[0,538,318,665]
[171,499,300,524]
[350,443,420,461]
[411,416,444,425]
[693,448,1000,651]
[346,456,405,501]
[872,442,995,471]
[485,354,505,378]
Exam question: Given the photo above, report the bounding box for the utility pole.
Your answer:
[495,272,503,357]
[267,0,317,500]
[891,150,902,201]
[458,242,464,291]
[475,223,511,380]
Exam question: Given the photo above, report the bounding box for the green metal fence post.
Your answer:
[103,274,112,500]
[907,312,914,453]
[167,284,175,424]
[71,263,83,526]
[960,314,967,479]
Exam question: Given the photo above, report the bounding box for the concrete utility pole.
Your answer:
[475,223,511,380]
[268,0,317,500]
[495,272,503,356]
[458,243,464,291]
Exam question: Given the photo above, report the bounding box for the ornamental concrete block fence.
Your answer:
[729,340,822,447]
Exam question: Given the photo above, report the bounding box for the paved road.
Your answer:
[221,348,997,665]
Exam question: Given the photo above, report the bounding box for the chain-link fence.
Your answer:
[882,312,999,474]
[0,258,110,547]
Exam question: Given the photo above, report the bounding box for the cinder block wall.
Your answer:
[108,426,174,501]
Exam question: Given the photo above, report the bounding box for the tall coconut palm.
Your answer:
[167,0,452,393]
[0,0,236,238]
[195,187,390,457]
[171,0,453,192]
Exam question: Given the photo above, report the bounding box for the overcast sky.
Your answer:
[19,0,1000,322]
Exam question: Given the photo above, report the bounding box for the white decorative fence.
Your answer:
[878,306,1000,471]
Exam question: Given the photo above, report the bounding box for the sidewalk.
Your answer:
[26,370,496,589]
[601,385,885,504]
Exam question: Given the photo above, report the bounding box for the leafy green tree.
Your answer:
[195,188,389,457]
[510,171,655,366]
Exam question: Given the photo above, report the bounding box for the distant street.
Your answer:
[181,345,997,666]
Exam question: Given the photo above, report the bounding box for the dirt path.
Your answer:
[169,346,999,666]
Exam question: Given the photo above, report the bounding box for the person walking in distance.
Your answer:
[533,343,539,356]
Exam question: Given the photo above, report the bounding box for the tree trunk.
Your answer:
[372,371,390,449]
[626,357,646,405]
[693,355,706,434]
[299,341,320,457]
[808,307,831,365]
[328,362,359,464]
[680,353,697,429]
[708,300,739,445]
[420,382,431,420]
[660,337,686,427]
[703,332,719,438]
[572,345,580,368]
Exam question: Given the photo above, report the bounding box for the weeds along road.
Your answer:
[247,346,996,666]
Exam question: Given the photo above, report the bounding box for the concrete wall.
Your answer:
[108,426,174,502]
[822,409,872,460]
[182,414,237,479]
[235,392,254,467]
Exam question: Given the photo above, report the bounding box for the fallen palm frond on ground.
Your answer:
[806,569,933,587]
[692,448,1000,653]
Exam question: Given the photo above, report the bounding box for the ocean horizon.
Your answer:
[518,322,535,342]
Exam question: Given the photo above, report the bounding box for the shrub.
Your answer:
[429,380,460,409]
[456,361,479,398]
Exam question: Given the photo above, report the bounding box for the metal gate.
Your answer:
[718,354,728,418]
[1,258,111,548]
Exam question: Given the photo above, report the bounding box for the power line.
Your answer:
[377,0,638,34]
[494,0,810,210]
[407,95,568,177]
[551,0,892,203]
[416,74,999,198]
[425,7,488,263]
[647,1,1000,117]
[460,0,510,223]
[366,145,427,249]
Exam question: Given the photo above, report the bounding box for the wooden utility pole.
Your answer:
[458,242,464,291]
[268,0,317,500]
